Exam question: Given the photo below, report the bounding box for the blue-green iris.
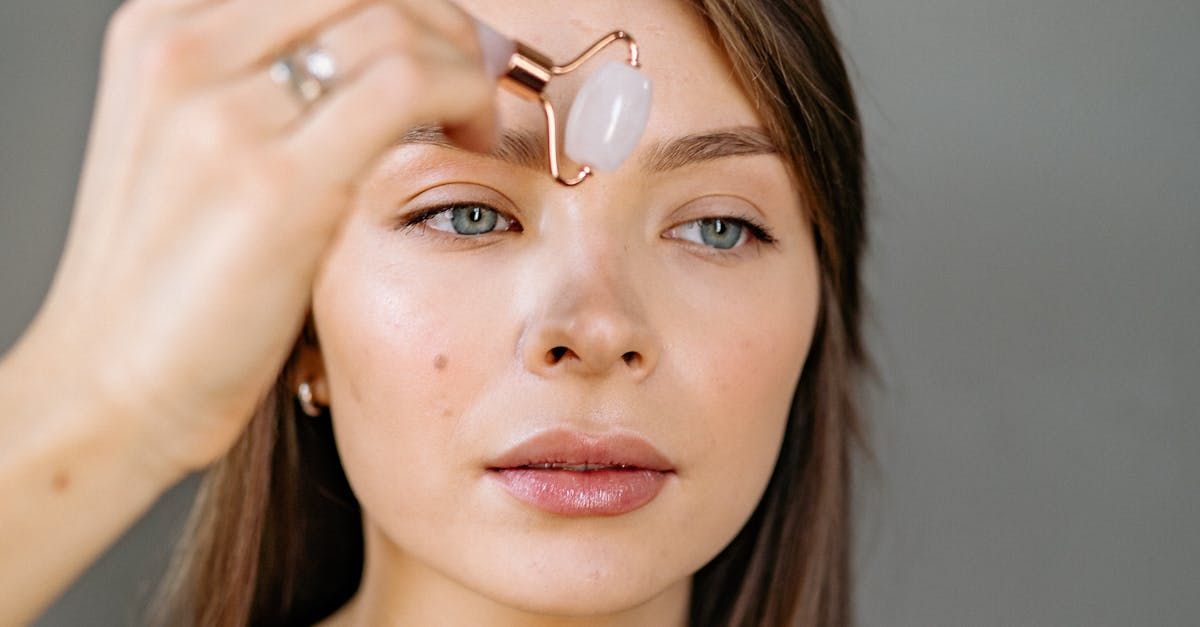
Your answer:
[450,206,498,235]
[698,218,742,249]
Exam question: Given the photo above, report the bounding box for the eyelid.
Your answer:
[397,201,521,239]
[397,197,778,256]
[394,180,518,230]
[665,215,777,256]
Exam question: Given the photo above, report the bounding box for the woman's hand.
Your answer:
[15,0,501,480]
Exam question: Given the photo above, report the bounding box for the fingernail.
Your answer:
[471,15,516,80]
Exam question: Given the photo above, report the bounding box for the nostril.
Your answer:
[548,346,570,363]
[543,348,643,368]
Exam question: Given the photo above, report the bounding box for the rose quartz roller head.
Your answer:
[472,17,653,186]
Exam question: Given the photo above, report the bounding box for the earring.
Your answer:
[296,380,322,417]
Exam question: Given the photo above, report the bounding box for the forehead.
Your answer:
[455,0,763,137]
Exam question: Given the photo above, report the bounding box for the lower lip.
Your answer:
[488,468,671,516]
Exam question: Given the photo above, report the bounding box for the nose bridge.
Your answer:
[544,191,638,302]
[519,198,658,380]
[559,203,629,290]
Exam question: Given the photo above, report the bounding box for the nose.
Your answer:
[519,241,660,382]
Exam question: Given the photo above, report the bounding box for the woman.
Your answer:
[0,0,868,624]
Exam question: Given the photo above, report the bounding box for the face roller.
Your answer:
[472,17,653,186]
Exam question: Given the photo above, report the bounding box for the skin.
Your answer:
[299,1,822,625]
[0,0,817,623]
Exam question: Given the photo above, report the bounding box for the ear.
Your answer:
[287,311,331,405]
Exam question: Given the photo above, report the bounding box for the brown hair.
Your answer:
[146,0,871,625]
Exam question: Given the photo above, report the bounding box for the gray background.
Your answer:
[2,0,1196,625]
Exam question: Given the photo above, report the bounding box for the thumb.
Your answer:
[441,12,512,154]
[442,101,503,155]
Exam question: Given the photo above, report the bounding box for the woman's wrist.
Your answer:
[0,332,182,624]
[0,327,187,491]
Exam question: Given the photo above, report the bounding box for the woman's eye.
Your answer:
[669,217,776,252]
[400,204,775,254]
[402,203,519,237]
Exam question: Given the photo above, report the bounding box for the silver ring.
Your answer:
[270,44,338,107]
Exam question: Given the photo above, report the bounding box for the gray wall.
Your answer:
[2,1,1195,625]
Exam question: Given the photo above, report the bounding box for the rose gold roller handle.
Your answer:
[470,15,648,187]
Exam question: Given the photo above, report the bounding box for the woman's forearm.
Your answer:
[0,337,181,625]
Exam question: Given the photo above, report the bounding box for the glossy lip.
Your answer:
[485,428,675,472]
[485,428,676,516]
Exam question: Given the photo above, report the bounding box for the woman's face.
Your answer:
[304,0,820,619]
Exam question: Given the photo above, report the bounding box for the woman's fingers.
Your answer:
[34,0,506,476]
[153,0,500,245]
[304,1,467,90]
[391,0,488,66]
[182,0,487,80]
[278,49,496,221]
[195,2,460,139]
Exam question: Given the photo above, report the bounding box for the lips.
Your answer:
[485,428,675,516]
[486,429,675,472]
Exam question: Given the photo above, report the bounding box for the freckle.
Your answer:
[433,354,448,370]
[52,470,70,492]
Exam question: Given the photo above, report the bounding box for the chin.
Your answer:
[455,541,686,616]
[482,574,676,617]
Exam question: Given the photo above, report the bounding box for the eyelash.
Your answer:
[397,201,779,255]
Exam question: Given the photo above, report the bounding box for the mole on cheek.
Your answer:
[433,354,448,370]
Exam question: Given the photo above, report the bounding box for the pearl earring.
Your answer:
[296,380,322,417]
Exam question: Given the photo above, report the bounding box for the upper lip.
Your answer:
[486,428,675,472]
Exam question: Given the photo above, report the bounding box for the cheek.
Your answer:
[311,226,512,516]
[662,258,818,551]
[678,299,809,470]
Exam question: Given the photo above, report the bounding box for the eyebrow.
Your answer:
[394,123,780,174]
